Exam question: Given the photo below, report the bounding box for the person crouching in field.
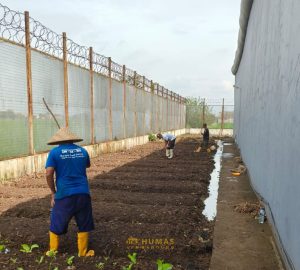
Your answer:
[157,133,176,159]
[45,127,94,257]
[201,123,209,147]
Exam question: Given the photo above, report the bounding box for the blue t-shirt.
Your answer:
[45,144,91,200]
[162,134,176,141]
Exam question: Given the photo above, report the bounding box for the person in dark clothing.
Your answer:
[201,123,209,147]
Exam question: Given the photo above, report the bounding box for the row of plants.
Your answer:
[1,241,173,270]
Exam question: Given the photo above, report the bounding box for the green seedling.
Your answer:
[46,250,58,270]
[122,252,137,270]
[128,253,137,264]
[17,267,24,270]
[9,257,17,264]
[46,250,57,258]
[66,255,75,266]
[20,243,39,253]
[36,255,44,265]
[95,262,105,269]
[156,259,173,270]
[0,244,5,252]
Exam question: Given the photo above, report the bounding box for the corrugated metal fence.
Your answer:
[0,4,186,160]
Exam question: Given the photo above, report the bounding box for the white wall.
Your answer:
[234,1,300,269]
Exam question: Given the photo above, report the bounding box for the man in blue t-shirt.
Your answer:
[157,133,176,159]
[45,127,94,257]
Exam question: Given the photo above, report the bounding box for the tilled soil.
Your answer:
[0,135,215,270]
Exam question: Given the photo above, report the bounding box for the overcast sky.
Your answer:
[2,0,240,103]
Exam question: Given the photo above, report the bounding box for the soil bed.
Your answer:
[0,135,215,270]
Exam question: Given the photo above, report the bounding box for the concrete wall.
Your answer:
[0,129,186,182]
[234,1,300,269]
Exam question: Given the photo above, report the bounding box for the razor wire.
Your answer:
[93,52,109,76]
[0,2,186,100]
[0,3,25,44]
[125,67,135,85]
[29,16,63,58]
[135,73,144,89]
[111,60,123,82]
[158,85,164,96]
[67,38,89,69]
[144,78,152,92]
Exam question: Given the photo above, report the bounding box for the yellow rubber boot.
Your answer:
[77,232,95,257]
[46,231,59,256]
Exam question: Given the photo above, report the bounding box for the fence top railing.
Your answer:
[0,3,185,103]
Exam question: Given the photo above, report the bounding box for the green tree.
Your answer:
[185,97,217,128]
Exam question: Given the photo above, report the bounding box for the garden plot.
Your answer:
[0,135,215,270]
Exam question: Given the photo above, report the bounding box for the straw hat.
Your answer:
[47,127,83,145]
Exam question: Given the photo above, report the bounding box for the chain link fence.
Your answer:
[0,3,186,160]
[186,98,234,129]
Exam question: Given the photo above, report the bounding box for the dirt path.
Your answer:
[0,135,215,270]
[210,139,283,270]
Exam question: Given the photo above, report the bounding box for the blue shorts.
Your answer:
[50,194,94,235]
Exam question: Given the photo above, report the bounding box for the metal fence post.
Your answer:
[62,32,69,127]
[133,71,137,137]
[122,65,126,139]
[89,47,94,144]
[25,11,34,155]
[108,57,112,140]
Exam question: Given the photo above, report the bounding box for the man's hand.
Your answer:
[46,167,56,207]
[50,193,55,208]
[164,141,168,149]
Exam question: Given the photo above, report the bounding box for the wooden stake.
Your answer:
[89,47,95,144]
[108,57,113,140]
[142,76,145,135]
[123,65,126,139]
[25,11,34,155]
[62,32,69,127]
[134,71,137,137]
[150,80,154,133]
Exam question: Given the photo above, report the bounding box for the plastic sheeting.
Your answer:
[0,42,29,159]
[144,91,152,134]
[125,85,136,138]
[136,88,145,136]
[0,41,186,159]
[68,64,91,145]
[112,80,124,140]
[31,50,64,152]
[94,74,110,143]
